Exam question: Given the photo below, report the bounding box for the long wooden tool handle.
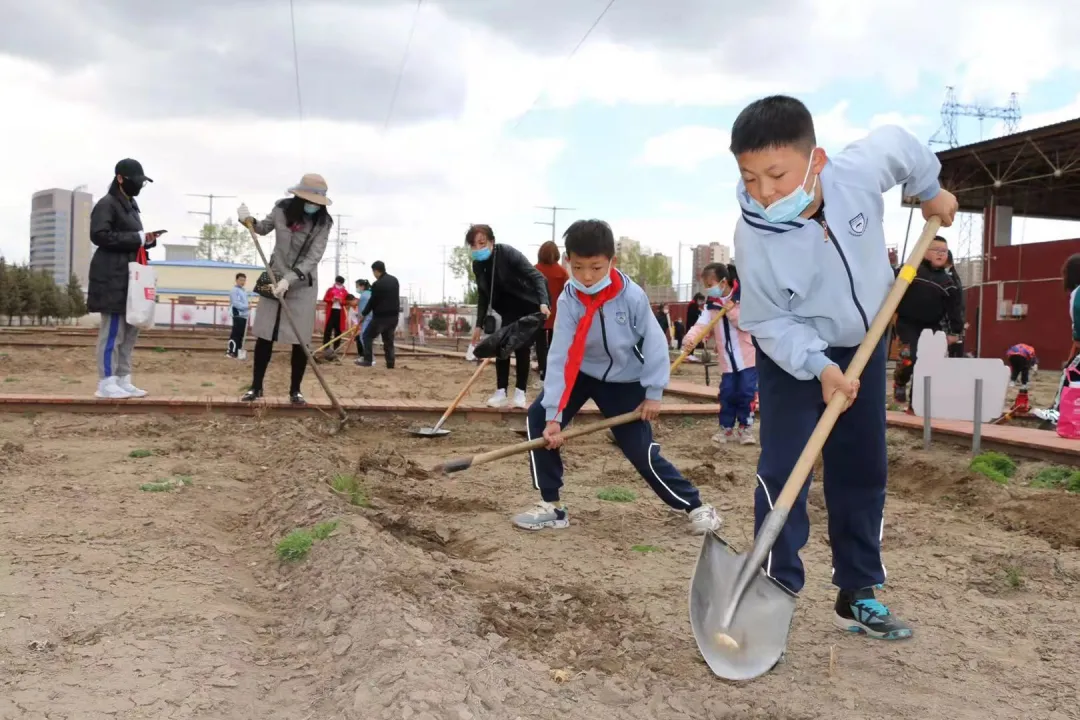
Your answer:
[669,281,738,373]
[432,358,491,431]
[241,219,348,423]
[314,325,358,355]
[437,410,641,474]
[773,217,942,511]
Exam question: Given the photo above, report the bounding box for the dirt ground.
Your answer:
[2,353,1080,719]
[0,345,719,406]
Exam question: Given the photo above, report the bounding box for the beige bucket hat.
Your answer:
[287,173,332,206]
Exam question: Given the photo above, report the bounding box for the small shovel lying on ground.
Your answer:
[434,410,641,474]
[409,358,492,437]
[689,217,942,681]
[511,292,738,437]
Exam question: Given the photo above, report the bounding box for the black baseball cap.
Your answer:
[115,158,153,183]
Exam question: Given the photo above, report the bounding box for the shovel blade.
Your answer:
[410,427,451,438]
[689,532,797,681]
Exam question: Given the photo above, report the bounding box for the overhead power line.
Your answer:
[384,0,424,132]
[510,0,618,132]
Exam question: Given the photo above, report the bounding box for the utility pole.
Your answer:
[333,214,352,278]
[534,205,575,244]
[187,193,237,260]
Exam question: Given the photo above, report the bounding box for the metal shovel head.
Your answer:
[410,427,451,438]
[689,531,797,681]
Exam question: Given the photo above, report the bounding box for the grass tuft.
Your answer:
[631,544,661,553]
[969,451,1016,485]
[1030,466,1080,493]
[597,487,636,503]
[331,474,370,507]
[276,530,314,562]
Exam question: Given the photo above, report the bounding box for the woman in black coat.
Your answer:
[467,224,550,408]
[88,159,164,400]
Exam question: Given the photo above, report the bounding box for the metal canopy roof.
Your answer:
[903,117,1080,221]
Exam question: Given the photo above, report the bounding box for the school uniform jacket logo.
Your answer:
[848,212,867,236]
[615,311,628,325]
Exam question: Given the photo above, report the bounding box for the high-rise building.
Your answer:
[29,188,93,289]
[616,235,640,258]
[690,242,732,290]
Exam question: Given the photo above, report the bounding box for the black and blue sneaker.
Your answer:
[833,588,913,640]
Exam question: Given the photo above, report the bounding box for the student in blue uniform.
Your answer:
[730,95,958,641]
[512,219,721,535]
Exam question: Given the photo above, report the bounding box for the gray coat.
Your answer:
[250,199,332,346]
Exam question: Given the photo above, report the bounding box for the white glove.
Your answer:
[272,278,289,298]
[465,344,477,362]
[237,203,252,223]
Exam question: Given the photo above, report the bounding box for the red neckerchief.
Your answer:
[558,269,624,414]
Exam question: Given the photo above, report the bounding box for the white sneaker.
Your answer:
[738,427,756,445]
[512,388,528,409]
[117,375,148,398]
[688,504,722,534]
[95,376,133,399]
[711,429,735,444]
[487,389,509,408]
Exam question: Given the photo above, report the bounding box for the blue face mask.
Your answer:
[303,202,319,215]
[751,150,818,224]
[470,247,492,262]
[706,285,724,298]
[569,265,613,295]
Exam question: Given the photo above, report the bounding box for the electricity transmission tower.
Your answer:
[927,87,1021,260]
[332,214,353,278]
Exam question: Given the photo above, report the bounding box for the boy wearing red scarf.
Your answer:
[512,219,722,534]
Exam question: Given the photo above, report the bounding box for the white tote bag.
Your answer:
[126,246,157,330]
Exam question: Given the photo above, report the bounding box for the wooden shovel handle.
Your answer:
[470,410,642,466]
[432,358,491,430]
[774,217,942,511]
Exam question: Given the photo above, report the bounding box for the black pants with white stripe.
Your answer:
[754,338,888,595]
[526,373,702,510]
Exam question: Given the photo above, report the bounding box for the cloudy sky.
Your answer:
[2,0,1079,301]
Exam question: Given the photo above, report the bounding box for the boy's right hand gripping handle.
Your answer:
[773,216,943,512]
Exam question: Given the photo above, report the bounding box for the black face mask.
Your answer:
[120,176,143,197]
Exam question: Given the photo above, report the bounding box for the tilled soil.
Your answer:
[1,401,1078,719]
[0,345,715,407]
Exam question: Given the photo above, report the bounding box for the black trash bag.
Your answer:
[473,312,545,359]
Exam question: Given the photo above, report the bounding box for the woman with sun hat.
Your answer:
[236,173,334,405]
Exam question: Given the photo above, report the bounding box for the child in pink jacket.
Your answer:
[682,262,757,445]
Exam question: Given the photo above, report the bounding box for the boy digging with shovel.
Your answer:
[731,95,957,641]
[512,219,722,535]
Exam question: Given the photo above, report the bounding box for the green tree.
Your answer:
[0,257,8,323]
[616,243,671,289]
[428,313,448,332]
[197,219,256,264]
[16,265,38,324]
[637,253,673,288]
[0,258,23,324]
[66,274,87,320]
[35,270,60,324]
[448,245,479,304]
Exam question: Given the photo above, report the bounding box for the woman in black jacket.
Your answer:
[88,159,164,400]
[467,224,550,408]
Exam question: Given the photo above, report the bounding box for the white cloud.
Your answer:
[0,53,565,302]
[636,126,732,172]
